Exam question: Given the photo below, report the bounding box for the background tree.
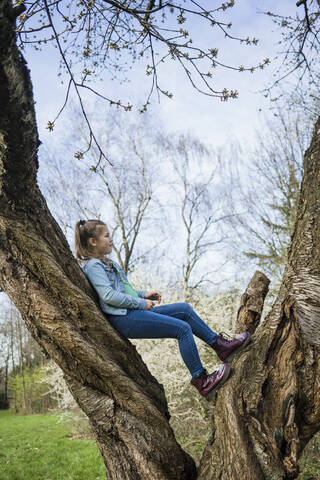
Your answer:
[0,328,10,409]
[39,108,163,273]
[0,298,48,413]
[264,0,320,100]
[224,106,315,290]
[160,133,230,300]
[86,110,161,273]
[38,149,100,238]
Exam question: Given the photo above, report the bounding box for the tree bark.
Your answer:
[0,2,196,478]
[198,118,320,479]
[236,270,270,335]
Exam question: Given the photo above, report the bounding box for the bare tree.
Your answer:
[88,110,161,273]
[39,108,162,273]
[264,0,320,98]
[38,150,100,238]
[15,311,29,413]
[0,297,47,411]
[160,133,230,300]
[224,108,314,289]
[0,325,10,409]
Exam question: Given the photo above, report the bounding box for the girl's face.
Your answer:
[89,225,113,257]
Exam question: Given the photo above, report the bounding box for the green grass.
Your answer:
[298,432,320,480]
[2,408,320,479]
[0,410,105,480]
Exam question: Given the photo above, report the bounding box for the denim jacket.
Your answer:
[82,257,147,316]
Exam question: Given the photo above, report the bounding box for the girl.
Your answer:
[75,219,251,401]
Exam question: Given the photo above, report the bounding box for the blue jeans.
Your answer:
[108,302,218,378]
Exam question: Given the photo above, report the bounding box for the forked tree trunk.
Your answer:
[198,121,320,479]
[1,1,320,479]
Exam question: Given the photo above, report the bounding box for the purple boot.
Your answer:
[211,331,251,363]
[191,363,231,401]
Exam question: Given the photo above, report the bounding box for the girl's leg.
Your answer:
[151,303,218,345]
[108,310,205,378]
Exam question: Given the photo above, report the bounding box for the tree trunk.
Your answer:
[0,2,196,478]
[4,347,9,408]
[17,317,28,414]
[198,118,320,479]
[9,306,17,411]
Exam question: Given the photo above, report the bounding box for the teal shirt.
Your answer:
[112,263,139,298]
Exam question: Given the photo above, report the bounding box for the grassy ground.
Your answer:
[1,408,320,479]
[298,432,320,480]
[0,410,105,480]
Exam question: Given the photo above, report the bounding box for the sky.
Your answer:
[0,0,308,354]
[16,0,299,290]
[24,0,297,150]
[0,0,301,312]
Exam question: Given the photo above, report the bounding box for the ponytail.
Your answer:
[74,219,106,260]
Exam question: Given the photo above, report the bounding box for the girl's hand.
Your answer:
[144,291,162,304]
[145,299,155,310]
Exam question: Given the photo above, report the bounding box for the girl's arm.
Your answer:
[85,262,147,310]
[136,289,147,299]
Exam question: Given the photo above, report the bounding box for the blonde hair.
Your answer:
[74,219,107,260]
